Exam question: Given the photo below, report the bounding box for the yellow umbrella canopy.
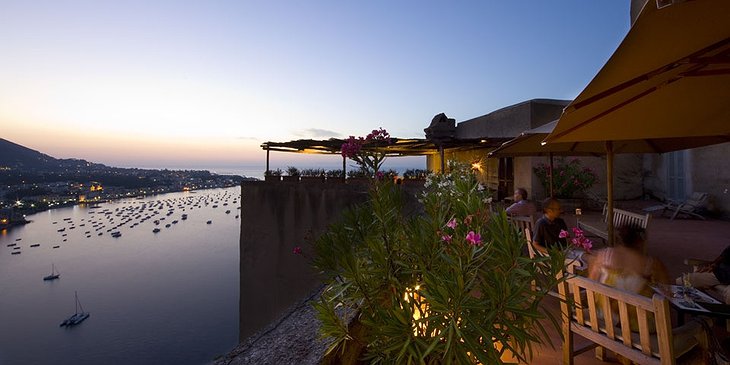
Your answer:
[490,120,729,158]
[547,0,730,144]
[544,0,730,245]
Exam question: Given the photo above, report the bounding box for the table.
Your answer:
[652,284,730,324]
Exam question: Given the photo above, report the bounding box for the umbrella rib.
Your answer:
[550,87,658,142]
[567,37,730,113]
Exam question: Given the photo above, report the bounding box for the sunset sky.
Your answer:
[0,1,630,174]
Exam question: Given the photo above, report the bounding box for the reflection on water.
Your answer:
[0,187,241,365]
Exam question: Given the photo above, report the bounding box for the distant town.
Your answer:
[0,138,252,230]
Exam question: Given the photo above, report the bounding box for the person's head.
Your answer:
[617,224,646,251]
[542,198,562,220]
[514,188,528,202]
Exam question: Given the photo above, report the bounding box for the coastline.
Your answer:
[0,184,241,233]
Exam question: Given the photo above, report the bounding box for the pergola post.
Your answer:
[266,147,270,174]
[342,155,346,182]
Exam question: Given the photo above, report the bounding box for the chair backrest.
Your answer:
[612,208,651,230]
[557,274,675,365]
[509,215,535,234]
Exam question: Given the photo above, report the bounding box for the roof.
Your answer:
[261,137,512,156]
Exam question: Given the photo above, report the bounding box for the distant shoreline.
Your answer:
[0,185,240,233]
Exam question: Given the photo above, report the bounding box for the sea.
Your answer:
[0,187,241,365]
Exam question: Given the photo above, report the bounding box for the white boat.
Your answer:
[43,264,60,281]
[60,291,90,327]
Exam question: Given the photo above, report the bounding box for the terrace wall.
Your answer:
[238,181,370,341]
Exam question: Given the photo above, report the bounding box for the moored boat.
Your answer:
[43,264,60,281]
[60,291,90,327]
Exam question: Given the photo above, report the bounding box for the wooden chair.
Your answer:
[558,273,705,365]
[509,215,535,236]
[661,192,709,220]
[578,204,650,244]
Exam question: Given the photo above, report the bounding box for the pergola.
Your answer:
[260,137,511,175]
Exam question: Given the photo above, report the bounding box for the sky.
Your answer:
[0,1,631,174]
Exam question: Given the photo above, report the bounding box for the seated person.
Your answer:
[587,224,669,332]
[588,224,669,292]
[677,244,730,304]
[505,188,537,217]
[532,198,568,253]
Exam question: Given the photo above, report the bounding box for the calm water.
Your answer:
[0,187,241,365]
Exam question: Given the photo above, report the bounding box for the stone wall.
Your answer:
[238,181,369,341]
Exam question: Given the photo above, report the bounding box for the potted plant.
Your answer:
[264,168,282,182]
[346,168,370,184]
[311,162,569,364]
[402,168,430,186]
[283,166,300,182]
[325,169,345,183]
[300,168,325,183]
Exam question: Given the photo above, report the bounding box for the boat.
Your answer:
[30,243,40,248]
[225,210,231,214]
[153,228,161,233]
[59,291,90,327]
[206,220,212,224]
[43,264,60,281]
[111,231,122,238]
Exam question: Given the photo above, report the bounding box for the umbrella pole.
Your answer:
[606,141,614,246]
[342,155,347,183]
[549,152,554,198]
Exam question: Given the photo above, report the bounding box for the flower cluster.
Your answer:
[341,128,391,176]
[440,217,482,246]
[533,158,597,198]
[559,227,592,252]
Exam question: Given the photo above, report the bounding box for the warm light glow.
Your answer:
[471,162,482,171]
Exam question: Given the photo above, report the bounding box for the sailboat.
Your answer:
[43,264,60,281]
[60,291,90,327]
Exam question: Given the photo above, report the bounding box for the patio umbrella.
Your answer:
[545,0,730,244]
[489,120,728,197]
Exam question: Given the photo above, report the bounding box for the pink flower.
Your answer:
[571,227,584,236]
[293,246,303,255]
[441,234,452,243]
[465,231,482,246]
[571,236,593,252]
[446,218,458,229]
[559,229,569,239]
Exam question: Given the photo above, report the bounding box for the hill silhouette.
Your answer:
[0,138,100,170]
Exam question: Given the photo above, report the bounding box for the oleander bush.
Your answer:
[312,162,567,364]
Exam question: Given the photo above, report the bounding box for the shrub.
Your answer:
[285,166,301,177]
[265,168,283,176]
[312,162,567,364]
[301,168,325,177]
[325,169,344,178]
[403,168,431,179]
[533,158,597,198]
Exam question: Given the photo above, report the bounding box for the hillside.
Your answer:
[0,138,62,169]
